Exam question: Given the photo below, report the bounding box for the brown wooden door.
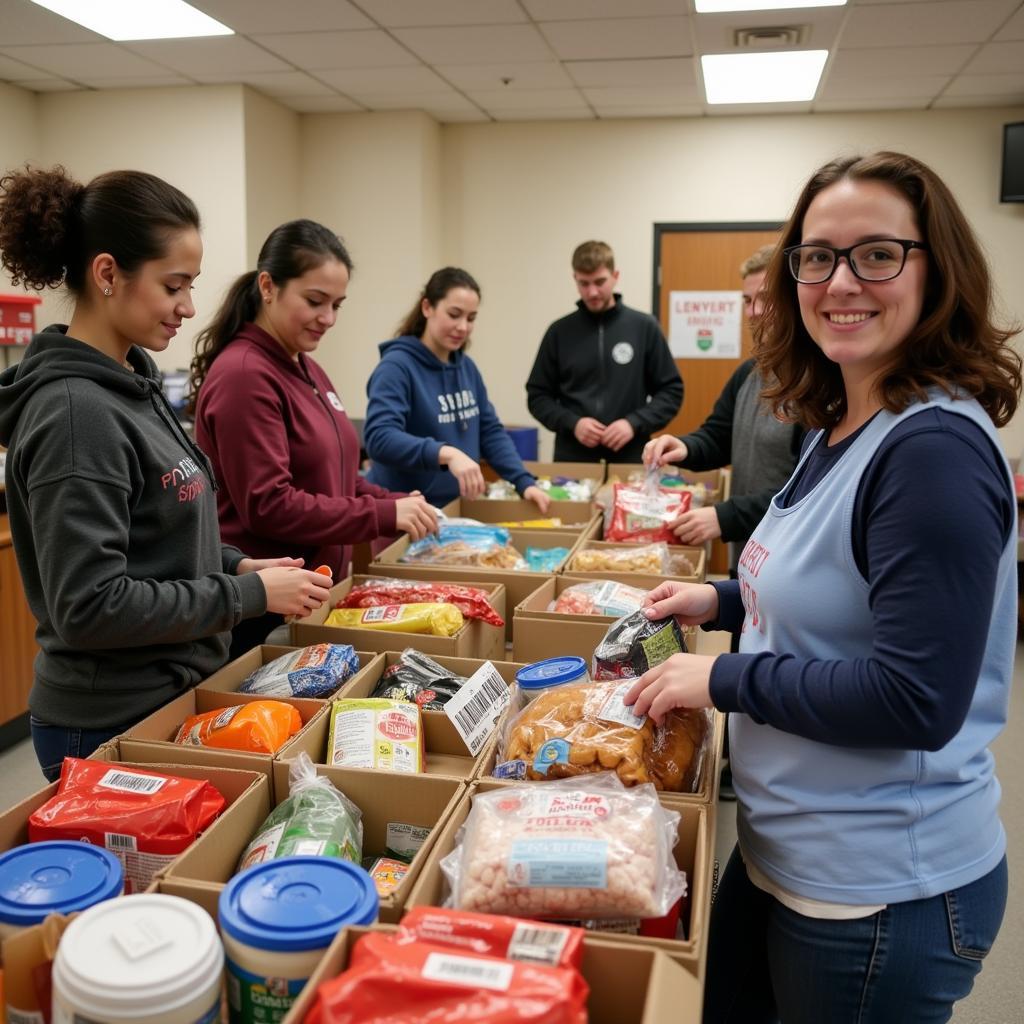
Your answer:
[653,224,781,571]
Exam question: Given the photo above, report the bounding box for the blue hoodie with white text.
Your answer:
[364,336,535,506]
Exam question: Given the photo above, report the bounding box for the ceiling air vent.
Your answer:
[734,26,806,48]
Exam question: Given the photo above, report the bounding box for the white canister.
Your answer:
[51,893,223,1023]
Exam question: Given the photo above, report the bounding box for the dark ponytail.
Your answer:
[188,219,353,415]
[396,267,481,339]
[0,165,199,293]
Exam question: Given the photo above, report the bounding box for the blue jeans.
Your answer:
[703,844,1008,1024]
[30,716,128,783]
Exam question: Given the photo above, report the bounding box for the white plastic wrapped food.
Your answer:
[441,774,686,921]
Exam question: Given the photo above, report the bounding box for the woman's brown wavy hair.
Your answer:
[756,151,1021,429]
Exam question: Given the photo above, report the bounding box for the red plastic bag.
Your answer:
[337,578,504,627]
[305,931,588,1024]
[397,907,584,969]
[28,758,225,893]
[605,481,692,544]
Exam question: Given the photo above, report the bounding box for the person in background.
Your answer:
[527,240,683,463]
[364,266,550,511]
[190,220,436,658]
[0,167,330,778]
[625,151,1018,1023]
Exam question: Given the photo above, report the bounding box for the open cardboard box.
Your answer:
[160,767,465,925]
[511,576,700,664]
[449,495,600,529]
[284,653,526,780]
[290,576,507,661]
[482,458,606,485]
[115,687,327,785]
[195,643,385,700]
[606,463,729,505]
[281,922,703,1024]
[369,526,595,641]
[565,540,706,584]
[404,780,712,979]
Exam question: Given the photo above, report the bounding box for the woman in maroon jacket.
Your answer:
[190,220,437,656]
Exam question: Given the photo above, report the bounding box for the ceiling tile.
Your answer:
[0,43,170,79]
[705,101,813,116]
[314,65,452,95]
[813,97,932,113]
[490,107,594,121]
[594,104,703,119]
[125,37,291,76]
[933,92,1024,108]
[362,90,465,109]
[197,71,336,95]
[523,0,684,19]
[279,94,364,112]
[191,0,373,33]
[841,1,1020,48]
[943,72,1024,97]
[12,78,79,91]
[993,5,1024,40]
[467,87,587,110]
[691,7,845,54]
[963,41,1024,74]
[0,52,47,79]
[0,0,104,44]
[251,30,420,69]
[539,17,691,61]
[826,44,976,79]
[566,57,695,88]
[391,24,552,64]
[356,1,526,27]
[819,74,950,101]
[582,85,702,107]
[76,75,194,89]
[437,62,573,90]
[428,108,490,123]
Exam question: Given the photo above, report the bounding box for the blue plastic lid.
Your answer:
[219,857,378,952]
[0,842,123,926]
[516,656,588,691]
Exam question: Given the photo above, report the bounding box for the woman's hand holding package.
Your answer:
[523,484,551,514]
[624,653,717,725]
[257,565,332,616]
[395,494,438,540]
[643,434,687,468]
[440,445,486,498]
[669,505,722,544]
[643,580,720,626]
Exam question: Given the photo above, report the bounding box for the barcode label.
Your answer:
[96,769,166,795]
[443,662,510,755]
[104,832,138,852]
[421,952,514,991]
[508,923,570,966]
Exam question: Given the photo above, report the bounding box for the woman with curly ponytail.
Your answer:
[0,166,331,778]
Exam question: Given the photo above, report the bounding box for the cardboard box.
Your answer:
[284,653,526,780]
[606,463,729,504]
[281,922,702,1024]
[565,541,706,583]
[115,688,327,782]
[405,782,712,979]
[450,496,600,529]
[369,527,593,641]
[290,576,507,661]
[482,458,606,486]
[161,767,464,924]
[195,643,385,700]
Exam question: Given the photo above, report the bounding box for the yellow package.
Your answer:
[494,518,564,528]
[369,856,410,897]
[324,602,463,637]
[328,698,424,773]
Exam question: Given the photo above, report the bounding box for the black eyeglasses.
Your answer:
[784,239,928,284]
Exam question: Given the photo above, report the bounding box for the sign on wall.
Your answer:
[668,290,742,359]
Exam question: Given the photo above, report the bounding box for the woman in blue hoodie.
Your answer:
[364,267,549,511]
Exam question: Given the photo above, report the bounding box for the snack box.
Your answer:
[565,541,706,584]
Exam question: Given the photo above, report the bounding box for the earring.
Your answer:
[103,287,112,296]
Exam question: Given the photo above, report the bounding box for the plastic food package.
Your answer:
[399,525,526,569]
[174,699,302,754]
[524,546,570,572]
[605,480,692,544]
[569,542,670,575]
[328,698,424,773]
[324,603,464,637]
[28,758,225,893]
[551,580,648,617]
[397,907,585,969]
[494,518,563,528]
[611,468,708,505]
[370,648,468,710]
[236,752,362,871]
[304,930,588,1024]
[498,679,707,791]
[441,773,687,921]
[540,476,599,502]
[591,610,686,681]
[337,578,504,627]
[368,856,410,897]
[239,643,360,699]
[485,479,518,500]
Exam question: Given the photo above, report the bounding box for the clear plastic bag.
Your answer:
[569,541,670,574]
[238,643,360,699]
[549,580,647,617]
[441,773,688,920]
[399,524,526,569]
[604,476,692,544]
[524,546,571,572]
[337,577,504,627]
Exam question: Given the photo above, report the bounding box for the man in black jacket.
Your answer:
[527,240,683,463]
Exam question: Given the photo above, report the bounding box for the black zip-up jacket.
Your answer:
[526,296,683,463]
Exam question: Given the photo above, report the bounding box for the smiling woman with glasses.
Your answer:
[621,151,1020,1024]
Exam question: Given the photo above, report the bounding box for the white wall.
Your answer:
[439,107,1024,455]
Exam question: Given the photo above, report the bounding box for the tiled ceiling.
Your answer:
[0,0,1022,121]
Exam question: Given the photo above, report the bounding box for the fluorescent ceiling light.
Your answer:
[29,1,233,41]
[696,1,846,11]
[702,50,828,104]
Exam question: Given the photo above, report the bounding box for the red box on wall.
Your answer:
[0,294,42,346]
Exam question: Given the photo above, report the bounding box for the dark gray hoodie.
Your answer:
[0,326,266,728]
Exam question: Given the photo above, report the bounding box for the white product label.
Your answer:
[421,952,514,991]
[104,832,137,853]
[597,682,647,730]
[508,838,609,889]
[292,838,327,856]
[112,915,173,962]
[214,705,241,730]
[507,923,570,966]
[238,820,287,869]
[331,708,374,767]
[593,580,640,617]
[96,769,167,795]
[386,822,431,859]
[443,662,510,755]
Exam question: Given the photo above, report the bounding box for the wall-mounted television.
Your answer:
[1001,121,1024,203]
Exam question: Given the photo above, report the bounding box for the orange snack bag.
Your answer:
[174,700,302,754]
